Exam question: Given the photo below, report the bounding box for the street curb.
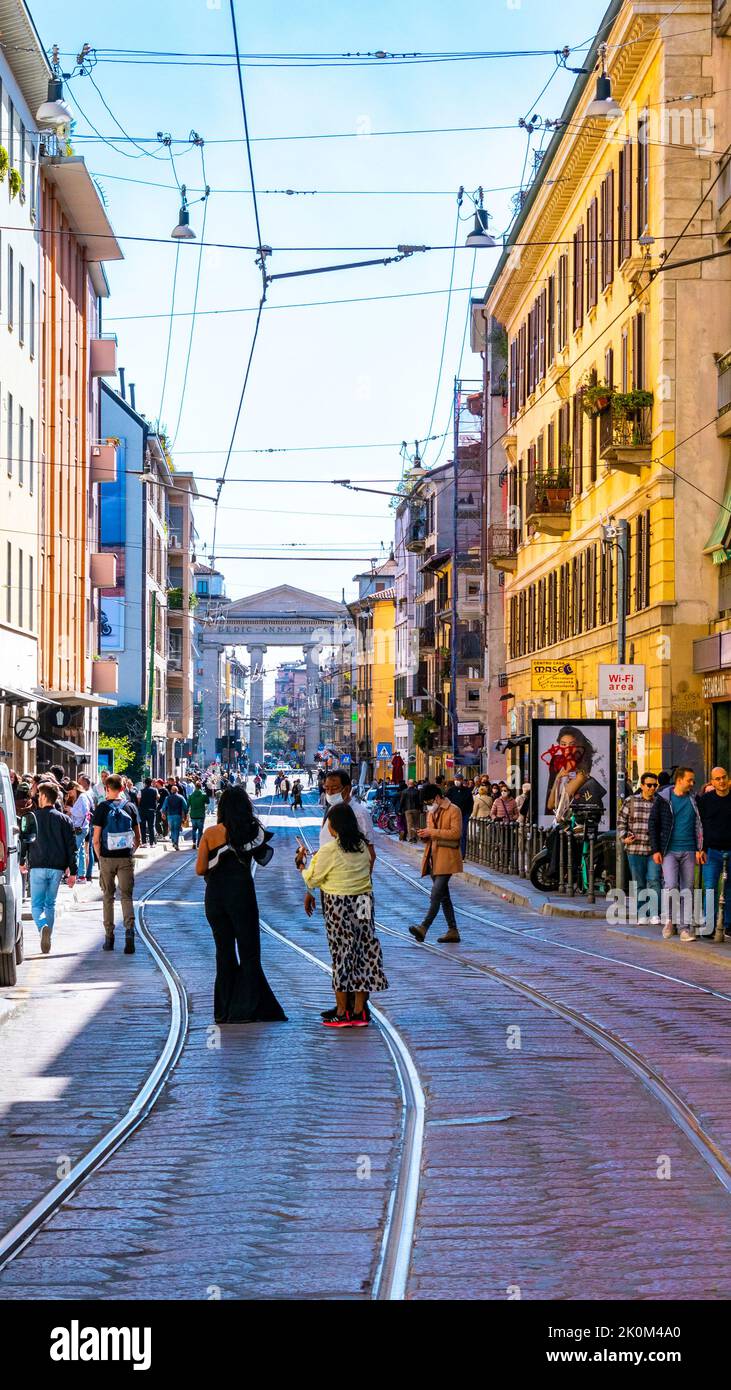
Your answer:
[381,833,607,919]
[606,923,731,969]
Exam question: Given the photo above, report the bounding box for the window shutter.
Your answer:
[547,274,555,365]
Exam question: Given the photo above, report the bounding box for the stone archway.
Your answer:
[198,584,351,765]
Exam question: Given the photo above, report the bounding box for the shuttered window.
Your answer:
[587,197,598,310]
[600,169,615,289]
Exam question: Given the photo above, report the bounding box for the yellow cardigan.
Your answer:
[302,839,372,895]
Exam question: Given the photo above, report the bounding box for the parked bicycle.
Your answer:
[529,808,616,897]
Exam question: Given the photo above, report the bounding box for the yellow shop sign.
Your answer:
[531,659,579,692]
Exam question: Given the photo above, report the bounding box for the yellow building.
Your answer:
[485,0,730,781]
[348,587,396,779]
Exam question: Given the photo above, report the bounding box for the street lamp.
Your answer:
[36,74,72,130]
[171,186,196,241]
[464,187,497,249]
[586,44,623,121]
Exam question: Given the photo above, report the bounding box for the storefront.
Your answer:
[693,634,731,770]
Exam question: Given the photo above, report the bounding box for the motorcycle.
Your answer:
[529,808,616,895]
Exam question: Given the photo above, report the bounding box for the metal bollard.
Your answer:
[566,828,574,897]
[518,821,526,878]
[715,852,728,944]
[587,832,596,904]
[558,827,566,895]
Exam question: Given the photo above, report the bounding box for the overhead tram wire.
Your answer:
[210,0,269,568]
[170,137,211,448]
[157,241,181,428]
[421,197,461,467]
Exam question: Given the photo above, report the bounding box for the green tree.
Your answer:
[99,704,147,781]
[98,734,136,776]
[265,705,294,756]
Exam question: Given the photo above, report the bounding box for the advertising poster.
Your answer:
[530,718,616,831]
[99,596,124,651]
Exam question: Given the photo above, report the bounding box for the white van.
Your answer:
[0,763,24,985]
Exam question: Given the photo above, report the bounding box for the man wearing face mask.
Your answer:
[409,781,463,943]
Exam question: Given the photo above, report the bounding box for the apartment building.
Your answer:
[485,0,731,780]
[166,473,198,773]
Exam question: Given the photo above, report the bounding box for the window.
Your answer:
[572,387,584,492]
[587,197,598,310]
[605,346,614,390]
[600,169,615,289]
[29,416,33,494]
[632,312,645,389]
[621,330,629,392]
[18,549,22,628]
[637,111,649,237]
[19,122,25,195]
[197,579,209,596]
[600,542,615,624]
[5,542,10,623]
[618,139,632,264]
[7,392,12,476]
[29,280,35,357]
[572,225,585,330]
[29,138,36,219]
[538,287,546,381]
[547,418,555,468]
[466,688,480,704]
[7,245,13,330]
[18,264,24,345]
[509,338,517,420]
[557,253,568,350]
[18,405,23,485]
[558,400,570,474]
[547,273,555,366]
[28,554,33,631]
[635,510,651,610]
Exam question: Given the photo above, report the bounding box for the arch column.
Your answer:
[247,644,267,766]
[304,642,322,767]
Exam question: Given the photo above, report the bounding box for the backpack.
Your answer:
[102,800,136,853]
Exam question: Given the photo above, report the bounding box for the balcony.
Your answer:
[167,532,184,553]
[90,552,117,588]
[525,472,571,535]
[90,333,118,378]
[487,524,519,573]
[90,442,117,485]
[419,626,436,651]
[405,518,427,553]
[718,351,731,436]
[599,394,653,469]
[91,657,118,695]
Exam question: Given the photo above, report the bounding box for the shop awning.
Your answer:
[0,684,58,706]
[703,473,731,562]
[53,738,91,760]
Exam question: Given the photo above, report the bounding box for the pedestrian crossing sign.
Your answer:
[376,742,393,760]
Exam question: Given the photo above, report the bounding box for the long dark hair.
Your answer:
[327,801,366,853]
[217,785,261,850]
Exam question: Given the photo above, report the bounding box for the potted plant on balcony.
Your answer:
[580,377,613,417]
[612,388,654,445]
[414,714,438,751]
[8,168,22,200]
[0,147,8,182]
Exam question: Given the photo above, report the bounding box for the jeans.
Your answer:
[421,873,457,931]
[626,852,662,917]
[86,830,96,879]
[140,810,156,846]
[661,850,696,927]
[75,830,87,880]
[702,848,731,931]
[98,856,135,933]
[191,818,205,847]
[30,867,65,934]
[168,814,182,847]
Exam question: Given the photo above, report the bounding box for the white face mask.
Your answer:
[424,801,436,814]
[325,792,343,807]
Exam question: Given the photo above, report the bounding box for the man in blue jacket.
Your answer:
[648,766,704,942]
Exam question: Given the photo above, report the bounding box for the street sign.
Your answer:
[341,754,351,765]
[531,658,578,692]
[598,663,646,711]
[14,715,39,742]
[375,742,393,760]
[458,721,480,735]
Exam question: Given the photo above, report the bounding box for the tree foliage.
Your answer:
[99,704,147,781]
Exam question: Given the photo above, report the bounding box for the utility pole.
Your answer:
[145,591,156,776]
[451,377,460,777]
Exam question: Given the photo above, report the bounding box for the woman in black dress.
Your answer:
[195,785,286,1024]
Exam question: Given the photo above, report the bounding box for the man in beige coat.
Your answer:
[409,782,463,943]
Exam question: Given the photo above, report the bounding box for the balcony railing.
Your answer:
[718,350,731,436]
[525,472,571,533]
[405,520,427,553]
[418,626,435,650]
[599,397,652,467]
[487,523,519,572]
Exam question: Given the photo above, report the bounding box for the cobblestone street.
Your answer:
[4,799,731,1301]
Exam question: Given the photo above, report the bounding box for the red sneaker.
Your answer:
[321,1012,352,1028]
[349,1010,369,1027]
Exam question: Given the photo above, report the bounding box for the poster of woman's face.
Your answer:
[530,719,616,831]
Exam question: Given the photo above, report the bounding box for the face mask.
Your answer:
[423,801,436,814]
[325,792,343,807]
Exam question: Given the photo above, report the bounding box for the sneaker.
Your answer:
[40,925,52,954]
[321,1012,352,1028]
[650,915,661,925]
[438,927,461,943]
[321,1005,339,1021]
[680,929,697,943]
[409,924,427,942]
[103,933,115,952]
[662,923,676,939]
[349,1010,369,1027]
[124,931,135,955]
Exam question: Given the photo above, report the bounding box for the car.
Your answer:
[0,763,24,986]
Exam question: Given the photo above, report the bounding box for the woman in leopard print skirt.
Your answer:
[296,801,388,1028]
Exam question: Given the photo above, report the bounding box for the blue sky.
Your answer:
[31,0,607,667]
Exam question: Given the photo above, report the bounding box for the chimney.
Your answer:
[129,383,136,411]
[118,366,126,400]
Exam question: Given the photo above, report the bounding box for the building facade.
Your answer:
[165,473,198,773]
[485,0,731,783]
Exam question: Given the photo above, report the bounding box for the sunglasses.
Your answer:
[644,781,658,788]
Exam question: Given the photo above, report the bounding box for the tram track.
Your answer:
[369,838,731,1196]
[266,796,425,1301]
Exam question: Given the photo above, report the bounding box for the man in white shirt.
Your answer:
[316,770,375,864]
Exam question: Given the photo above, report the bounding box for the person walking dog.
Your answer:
[409,782,463,944]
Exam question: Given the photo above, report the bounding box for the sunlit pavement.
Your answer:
[3,793,731,1299]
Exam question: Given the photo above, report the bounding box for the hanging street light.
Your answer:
[586,44,623,121]
[171,185,196,240]
[465,188,497,249]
